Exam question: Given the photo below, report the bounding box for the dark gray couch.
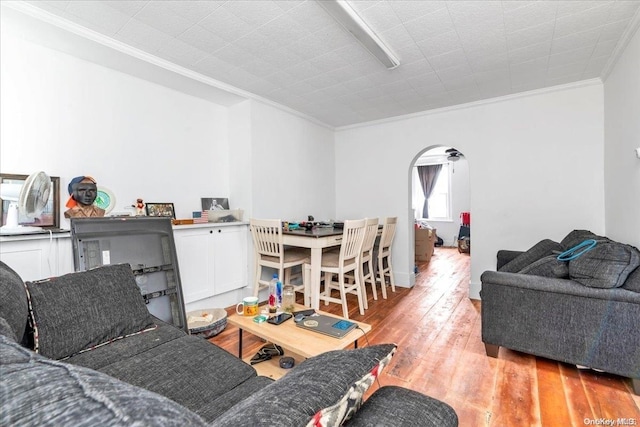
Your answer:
[480,230,640,395]
[0,261,458,426]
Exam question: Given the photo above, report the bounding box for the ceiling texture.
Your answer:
[20,0,640,128]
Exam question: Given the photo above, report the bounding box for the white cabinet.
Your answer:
[1,224,249,307]
[0,232,72,281]
[173,223,248,304]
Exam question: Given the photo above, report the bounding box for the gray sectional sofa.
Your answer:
[481,230,640,395]
[0,261,458,426]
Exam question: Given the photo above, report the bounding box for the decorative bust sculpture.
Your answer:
[64,176,105,218]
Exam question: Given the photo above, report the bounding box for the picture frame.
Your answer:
[145,202,175,218]
[0,173,60,229]
[201,197,229,211]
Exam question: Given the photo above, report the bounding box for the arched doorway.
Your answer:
[409,145,471,286]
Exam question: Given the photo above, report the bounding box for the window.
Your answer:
[412,163,451,220]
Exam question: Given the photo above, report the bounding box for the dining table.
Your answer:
[282,226,344,310]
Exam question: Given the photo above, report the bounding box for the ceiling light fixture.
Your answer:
[317,0,400,69]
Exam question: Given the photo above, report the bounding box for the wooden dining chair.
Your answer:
[377,216,397,299]
[250,218,310,302]
[317,218,367,319]
[345,217,379,309]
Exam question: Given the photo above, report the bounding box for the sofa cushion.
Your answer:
[560,230,600,250]
[96,334,259,423]
[25,264,156,360]
[0,261,29,344]
[622,266,640,293]
[64,320,185,371]
[499,240,563,273]
[204,376,275,421]
[0,334,208,427]
[518,255,569,279]
[344,386,458,427]
[212,344,397,427]
[569,241,640,288]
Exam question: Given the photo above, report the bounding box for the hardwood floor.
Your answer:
[210,247,640,426]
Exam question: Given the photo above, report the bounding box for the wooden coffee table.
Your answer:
[227,304,372,379]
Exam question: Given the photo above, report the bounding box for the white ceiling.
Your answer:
[20,0,640,128]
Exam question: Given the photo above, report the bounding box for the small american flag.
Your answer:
[193,211,209,224]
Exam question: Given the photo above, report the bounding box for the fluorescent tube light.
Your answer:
[317,0,400,69]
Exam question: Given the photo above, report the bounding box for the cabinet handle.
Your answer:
[210,230,213,234]
[218,229,222,233]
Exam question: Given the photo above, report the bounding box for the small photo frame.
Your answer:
[145,202,175,218]
[201,197,229,211]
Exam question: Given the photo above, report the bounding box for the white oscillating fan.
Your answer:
[0,171,51,234]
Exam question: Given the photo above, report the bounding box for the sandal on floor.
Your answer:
[250,352,272,365]
[250,344,284,365]
[259,343,284,357]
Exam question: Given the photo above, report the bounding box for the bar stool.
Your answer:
[250,218,310,303]
[317,219,367,319]
[377,217,397,299]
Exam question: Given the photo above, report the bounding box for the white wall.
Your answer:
[249,100,336,221]
[335,83,606,298]
[604,27,640,246]
[0,27,230,223]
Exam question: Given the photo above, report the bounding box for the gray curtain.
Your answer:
[417,164,442,218]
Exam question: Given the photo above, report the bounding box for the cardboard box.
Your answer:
[415,228,436,262]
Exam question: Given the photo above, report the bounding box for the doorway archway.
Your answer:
[408,145,471,284]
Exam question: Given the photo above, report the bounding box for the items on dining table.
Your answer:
[283,222,300,231]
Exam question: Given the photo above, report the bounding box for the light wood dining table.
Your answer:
[282,227,344,310]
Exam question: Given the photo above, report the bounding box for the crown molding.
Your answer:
[334,78,603,131]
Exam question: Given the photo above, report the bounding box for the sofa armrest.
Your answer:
[344,386,458,427]
[496,250,523,270]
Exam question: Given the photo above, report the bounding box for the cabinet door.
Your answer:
[0,238,58,281]
[174,230,214,303]
[212,226,247,295]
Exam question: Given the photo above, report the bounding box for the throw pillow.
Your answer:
[560,230,600,250]
[518,255,569,279]
[25,264,156,360]
[0,334,208,427]
[569,241,640,289]
[499,239,563,273]
[212,344,397,427]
